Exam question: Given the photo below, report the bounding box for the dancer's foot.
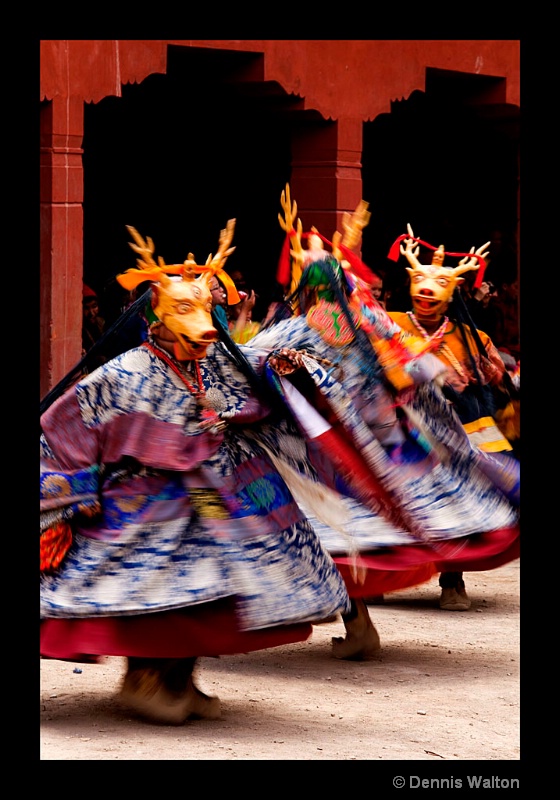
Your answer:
[119,664,220,724]
[439,585,471,611]
[332,598,381,660]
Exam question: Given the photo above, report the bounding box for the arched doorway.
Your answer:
[361,76,519,310]
[82,54,519,326]
[82,49,294,325]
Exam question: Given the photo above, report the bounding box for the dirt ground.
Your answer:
[40,558,520,763]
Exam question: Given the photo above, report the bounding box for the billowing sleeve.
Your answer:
[40,388,103,571]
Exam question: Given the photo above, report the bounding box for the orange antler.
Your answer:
[205,218,237,275]
[456,241,491,275]
[332,199,371,261]
[399,223,422,270]
[278,183,304,269]
[117,226,176,291]
[126,225,162,271]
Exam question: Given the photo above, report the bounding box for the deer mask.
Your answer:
[117,220,237,361]
[397,224,489,325]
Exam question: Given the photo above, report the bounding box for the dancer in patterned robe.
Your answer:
[40,220,350,724]
[385,223,520,610]
[242,187,519,659]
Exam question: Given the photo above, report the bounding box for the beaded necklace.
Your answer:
[143,341,227,432]
[406,311,448,347]
[406,311,468,381]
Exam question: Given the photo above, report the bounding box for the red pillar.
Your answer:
[289,117,365,251]
[40,96,84,398]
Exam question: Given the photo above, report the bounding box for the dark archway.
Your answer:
[361,87,519,310]
[82,48,293,324]
[82,52,519,324]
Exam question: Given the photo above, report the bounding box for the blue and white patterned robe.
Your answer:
[40,341,351,630]
[248,315,519,557]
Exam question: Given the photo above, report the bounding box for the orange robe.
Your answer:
[388,312,515,454]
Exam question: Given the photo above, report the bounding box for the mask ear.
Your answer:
[151,285,159,309]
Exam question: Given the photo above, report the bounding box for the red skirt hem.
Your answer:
[334,526,519,597]
[40,598,312,663]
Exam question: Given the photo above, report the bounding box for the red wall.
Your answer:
[40,40,519,112]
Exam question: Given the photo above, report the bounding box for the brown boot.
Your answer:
[439,586,471,611]
[119,658,221,725]
[332,598,381,660]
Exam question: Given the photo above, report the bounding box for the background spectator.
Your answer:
[209,275,230,331]
[460,271,501,341]
[491,269,520,363]
[82,284,107,371]
[369,271,386,309]
[229,289,261,343]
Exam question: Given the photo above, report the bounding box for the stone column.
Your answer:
[289,117,364,250]
[40,96,84,397]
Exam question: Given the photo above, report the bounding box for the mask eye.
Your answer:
[436,278,450,288]
[176,302,191,314]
